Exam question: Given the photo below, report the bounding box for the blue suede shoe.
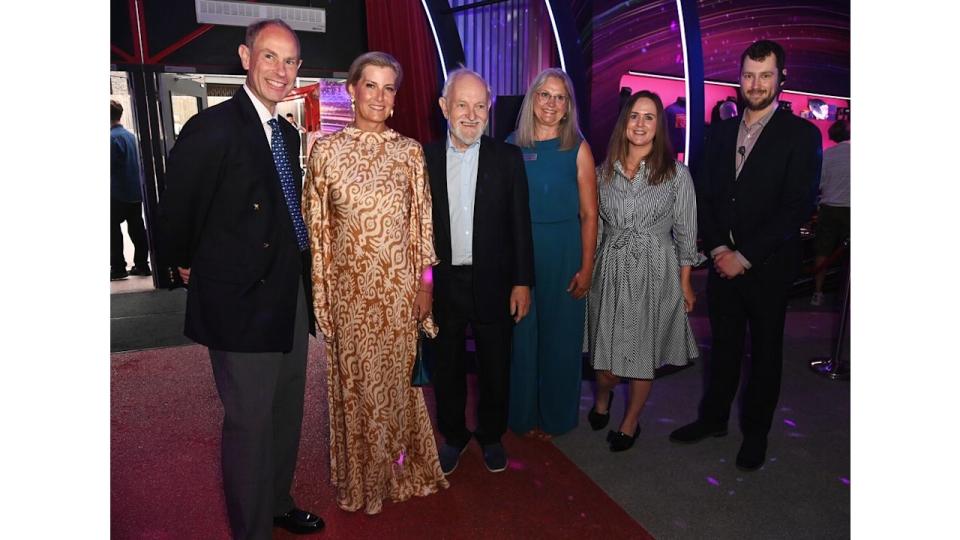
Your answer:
[439,443,467,475]
[481,442,507,473]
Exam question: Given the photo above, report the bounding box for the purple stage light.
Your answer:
[840,477,850,485]
[508,460,527,471]
[784,419,797,427]
[707,476,720,486]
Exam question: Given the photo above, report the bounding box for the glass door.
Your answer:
[157,74,208,156]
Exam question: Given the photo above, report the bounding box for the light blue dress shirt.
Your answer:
[446,136,480,265]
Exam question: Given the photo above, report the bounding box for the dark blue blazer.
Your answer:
[159,89,314,352]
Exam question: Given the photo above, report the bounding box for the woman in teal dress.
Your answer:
[507,68,598,439]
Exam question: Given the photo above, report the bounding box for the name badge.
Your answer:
[523,152,538,161]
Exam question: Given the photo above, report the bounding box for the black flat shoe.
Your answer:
[736,436,768,471]
[588,391,614,431]
[608,426,640,452]
[273,508,325,534]
[669,421,728,444]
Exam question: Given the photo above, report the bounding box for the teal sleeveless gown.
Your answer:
[507,134,584,436]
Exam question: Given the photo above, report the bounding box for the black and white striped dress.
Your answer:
[587,160,703,379]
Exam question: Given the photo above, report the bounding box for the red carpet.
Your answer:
[111,342,651,539]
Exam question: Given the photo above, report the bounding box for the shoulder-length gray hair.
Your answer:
[513,68,582,151]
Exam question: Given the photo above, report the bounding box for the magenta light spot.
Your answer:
[783,419,797,428]
[568,495,574,501]
[706,476,720,486]
[533,479,543,488]
[395,451,405,466]
[840,477,850,485]
[580,513,586,518]
[508,460,527,471]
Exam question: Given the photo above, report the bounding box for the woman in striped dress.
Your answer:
[586,90,703,452]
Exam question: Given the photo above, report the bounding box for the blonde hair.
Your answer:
[513,68,582,150]
[346,51,403,90]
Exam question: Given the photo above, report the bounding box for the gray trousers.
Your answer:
[209,282,309,540]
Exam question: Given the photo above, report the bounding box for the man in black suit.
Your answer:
[670,40,822,471]
[158,19,323,538]
[424,68,535,475]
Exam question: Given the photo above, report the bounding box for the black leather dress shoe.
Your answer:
[129,264,152,276]
[736,436,768,471]
[608,426,640,452]
[273,508,325,534]
[669,421,728,444]
[587,391,614,431]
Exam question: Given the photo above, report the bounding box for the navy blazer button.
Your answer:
[262,242,270,248]
[259,278,266,284]
[253,203,260,210]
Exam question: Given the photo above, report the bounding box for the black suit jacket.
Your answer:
[424,135,535,322]
[698,107,822,277]
[158,89,314,352]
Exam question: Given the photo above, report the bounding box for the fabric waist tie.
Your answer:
[605,226,670,362]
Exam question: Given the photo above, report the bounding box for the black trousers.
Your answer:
[208,282,309,540]
[698,265,792,438]
[432,266,513,447]
[111,198,149,270]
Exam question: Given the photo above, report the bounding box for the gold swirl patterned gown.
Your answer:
[303,125,448,514]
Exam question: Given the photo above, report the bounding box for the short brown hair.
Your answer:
[111,100,123,123]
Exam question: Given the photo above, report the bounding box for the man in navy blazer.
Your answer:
[671,40,822,471]
[424,68,535,476]
[158,19,323,538]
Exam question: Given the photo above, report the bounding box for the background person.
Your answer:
[111,100,150,280]
[506,68,598,440]
[811,119,850,306]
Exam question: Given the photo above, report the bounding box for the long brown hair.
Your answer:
[601,90,675,185]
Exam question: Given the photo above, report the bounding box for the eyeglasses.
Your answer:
[536,91,567,104]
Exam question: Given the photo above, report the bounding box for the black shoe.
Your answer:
[736,436,768,471]
[669,421,728,444]
[608,426,640,452]
[273,508,324,534]
[588,391,614,430]
[129,264,152,276]
[111,268,129,281]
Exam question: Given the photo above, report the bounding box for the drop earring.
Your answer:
[350,98,356,111]
[389,109,394,118]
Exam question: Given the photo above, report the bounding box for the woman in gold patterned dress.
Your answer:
[302,51,448,514]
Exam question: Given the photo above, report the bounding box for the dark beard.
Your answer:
[741,89,777,111]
